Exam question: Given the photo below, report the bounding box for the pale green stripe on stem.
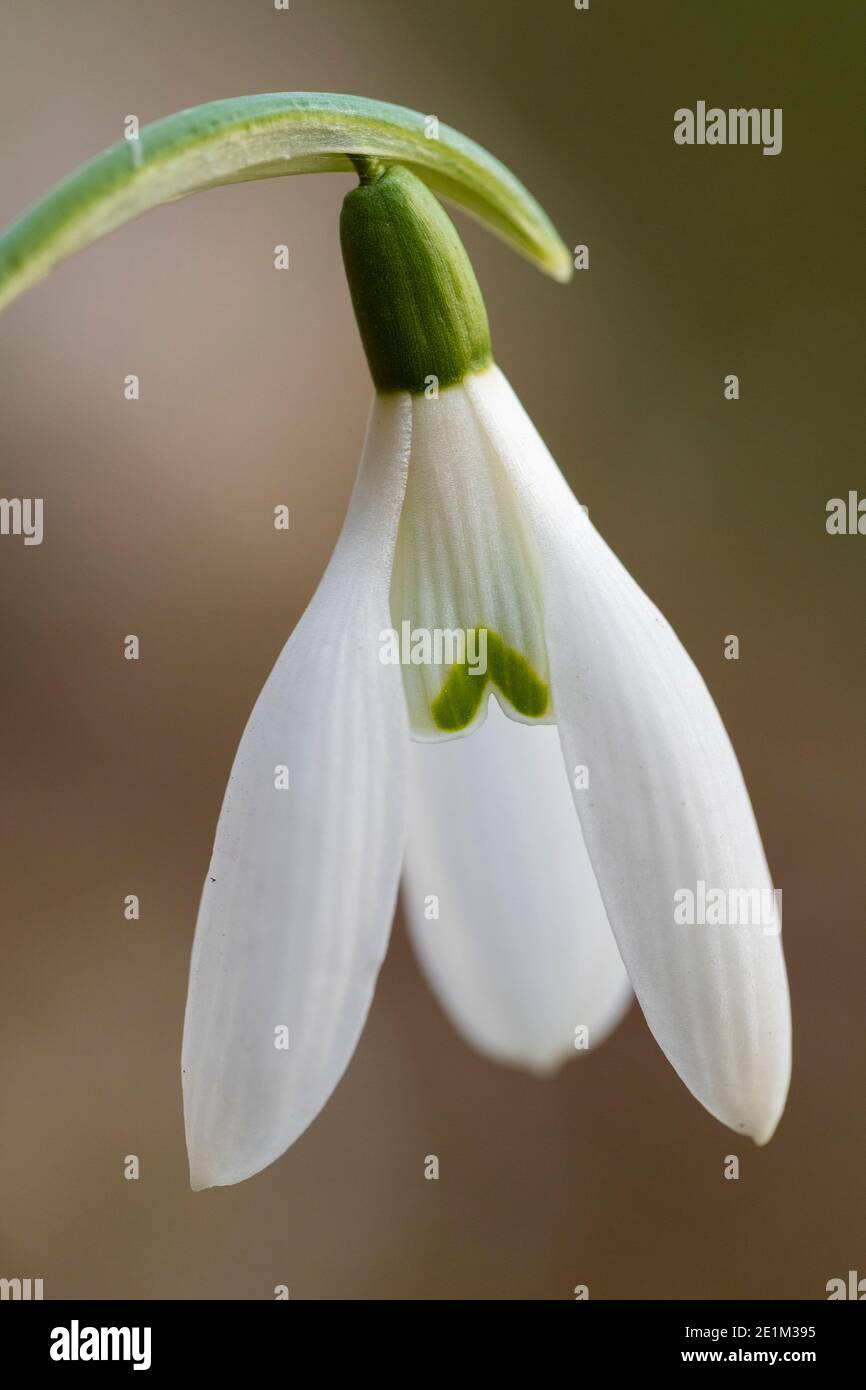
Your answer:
[0,92,573,314]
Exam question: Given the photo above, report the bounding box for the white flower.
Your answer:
[182,361,791,1190]
[0,92,790,1194]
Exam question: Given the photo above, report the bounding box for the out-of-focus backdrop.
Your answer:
[0,0,862,1299]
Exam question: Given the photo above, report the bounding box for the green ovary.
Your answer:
[431,627,550,732]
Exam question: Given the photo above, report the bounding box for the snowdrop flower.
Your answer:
[0,94,790,1191]
[183,161,790,1188]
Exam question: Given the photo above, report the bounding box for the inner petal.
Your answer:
[389,375,553,740]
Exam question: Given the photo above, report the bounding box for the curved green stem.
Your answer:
[0,92,572,314]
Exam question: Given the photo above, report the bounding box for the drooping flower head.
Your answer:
[0,94,791,1190]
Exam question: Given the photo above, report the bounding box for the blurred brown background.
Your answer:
[0,0,862,1299]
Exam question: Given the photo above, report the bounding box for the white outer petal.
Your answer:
[182,393,412,1189]
[466,366,791,1143]
[403,697,632,1072]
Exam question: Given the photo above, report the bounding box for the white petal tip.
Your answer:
[708,1082,788,1148]
[188,1154,234,1192]
[187,1148,274,1192]
[747,1108,785,1147]
[508,1048,571,1079]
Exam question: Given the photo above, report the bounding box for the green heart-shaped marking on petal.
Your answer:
[431,628,550,732]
